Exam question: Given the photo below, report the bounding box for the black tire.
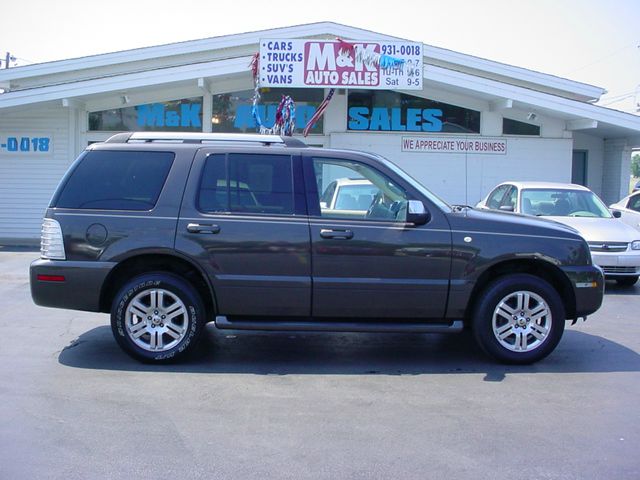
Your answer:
[614,275,638,287]
[110,272,206,363]
[472,274,565,364]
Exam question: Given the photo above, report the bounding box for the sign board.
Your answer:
[0,134,52,156]
[259,39,423,90]
[401,136,507,155]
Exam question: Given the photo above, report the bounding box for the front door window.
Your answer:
[313,158,409,222]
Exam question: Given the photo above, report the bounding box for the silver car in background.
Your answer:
[609,190,640,232]
[477,181,640,286]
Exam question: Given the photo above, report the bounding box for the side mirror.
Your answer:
[406,200,430,226]
[499,205,515,212]
[612,210,622,218]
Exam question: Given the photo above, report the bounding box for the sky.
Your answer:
[1,0,639,113]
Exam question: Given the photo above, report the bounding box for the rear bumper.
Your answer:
[30,258,116,312]
[561,265,605,318]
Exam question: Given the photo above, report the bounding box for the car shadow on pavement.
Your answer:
[604,282,640,295]
[58,325,640,382]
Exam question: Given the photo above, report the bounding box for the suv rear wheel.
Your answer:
[110,272,205,362]
[472,274,565,364]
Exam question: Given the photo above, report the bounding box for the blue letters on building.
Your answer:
[234,105,318,130]
[136,103,202,128]
[348,107,443,132]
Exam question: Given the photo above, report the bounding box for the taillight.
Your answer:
[41,218,66,260]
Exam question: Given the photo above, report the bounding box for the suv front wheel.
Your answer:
[472,274,565,364]
[110,272,205,362]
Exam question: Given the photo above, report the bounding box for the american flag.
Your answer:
[303,88,336,137]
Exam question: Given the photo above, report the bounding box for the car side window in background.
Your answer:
[503,186,517,210]
[55,150,174,210]
[319,181,337,208]
[312,157,408,221]
[198,153,294,215]
[486,185,509,209]
[629,195,640,212]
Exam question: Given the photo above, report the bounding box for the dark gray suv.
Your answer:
[31,132,604,364]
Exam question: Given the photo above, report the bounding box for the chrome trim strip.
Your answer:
[314,277,449,286]
[55,212,177,220]
[451,229,584,242]
[216,274,310,284]
[182,216,309,225]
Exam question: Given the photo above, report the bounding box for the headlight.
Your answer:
[631,240,640,250]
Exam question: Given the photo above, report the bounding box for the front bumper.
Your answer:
[561,264,605,318]
[30,258,116,312]
[591,251,640,277]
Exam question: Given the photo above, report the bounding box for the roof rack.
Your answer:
[104,132,307,148]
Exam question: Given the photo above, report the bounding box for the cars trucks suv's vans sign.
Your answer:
[259,39,423,90]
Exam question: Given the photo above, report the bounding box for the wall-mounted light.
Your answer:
[527,112,537,121]
[121,95,130,105]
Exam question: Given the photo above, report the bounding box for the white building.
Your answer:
[1,22,640,244]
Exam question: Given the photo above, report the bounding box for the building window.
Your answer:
[211,88,325,134]
[503,118,540,136]
[88,97,203,132]
[347,90,481,133]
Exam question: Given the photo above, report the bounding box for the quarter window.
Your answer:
[54,150,174,210]
[198,153,294,215]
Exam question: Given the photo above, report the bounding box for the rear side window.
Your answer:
[55,150,174,210]
[198,153,294,215]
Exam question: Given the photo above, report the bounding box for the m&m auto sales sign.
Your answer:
[259,39,423,90]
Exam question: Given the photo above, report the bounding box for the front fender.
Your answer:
[444,227,592,319]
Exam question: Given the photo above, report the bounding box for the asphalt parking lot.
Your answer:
[1,249,639,480]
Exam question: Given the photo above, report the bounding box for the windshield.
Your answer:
[520,189,612,218]
[363,152,452,212]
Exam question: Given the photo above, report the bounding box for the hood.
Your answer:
[450,207,583,239]
[545,216,640,243]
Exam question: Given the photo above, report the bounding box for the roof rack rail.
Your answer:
[104,132,307,147]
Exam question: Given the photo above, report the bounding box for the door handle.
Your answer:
[187,223,221,234]
[320,228,353,239]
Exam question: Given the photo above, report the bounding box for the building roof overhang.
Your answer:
[0,21,638,144]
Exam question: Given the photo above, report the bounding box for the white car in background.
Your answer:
[609,190,640,232]
[477,181,640,286]
[319,178,378,212]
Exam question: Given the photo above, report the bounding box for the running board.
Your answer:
[214,316,464,334]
